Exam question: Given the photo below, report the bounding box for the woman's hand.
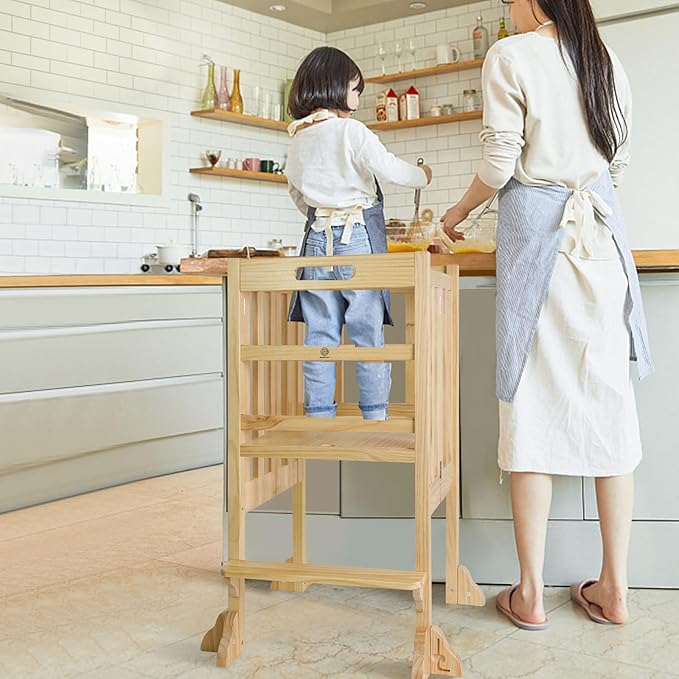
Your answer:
[440,203,469,241]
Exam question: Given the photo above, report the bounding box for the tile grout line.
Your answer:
[507,632,679,676]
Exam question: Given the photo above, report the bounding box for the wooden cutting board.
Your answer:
[179,248,282,274]
[207,247,281,258]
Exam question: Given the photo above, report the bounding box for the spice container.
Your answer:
[430,105,442,117]
[441,104,454,116]
[463,89,479,113]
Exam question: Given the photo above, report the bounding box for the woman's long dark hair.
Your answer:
[535,0,627,162]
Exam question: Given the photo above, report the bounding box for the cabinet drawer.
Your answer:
[0,375,223,474]
[0,319,223,394]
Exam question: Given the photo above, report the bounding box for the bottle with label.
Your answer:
[498,17,509,40]
[473,15,489,59]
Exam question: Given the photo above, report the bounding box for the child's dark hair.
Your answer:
[288,46,365,120]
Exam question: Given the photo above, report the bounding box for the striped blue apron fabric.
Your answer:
[496,171,654,402]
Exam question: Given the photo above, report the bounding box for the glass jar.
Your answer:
[463,89,477,113]
[430,104,442,117]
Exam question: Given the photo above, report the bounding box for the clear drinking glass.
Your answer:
[408,39,416,71]
[395,41,403,72]
[378,43,387,76]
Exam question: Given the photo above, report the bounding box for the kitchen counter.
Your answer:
[0,250,676,286]
[432,248,679,275]
[0,274,223,287]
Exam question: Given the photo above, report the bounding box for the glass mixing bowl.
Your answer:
[386,219,436,252]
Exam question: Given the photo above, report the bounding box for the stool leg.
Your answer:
[272,461,308,593]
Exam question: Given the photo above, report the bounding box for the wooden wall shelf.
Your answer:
[191,109,288,132]
[365,59,485,85]
[190,167,287,184]
[367,110,482,131]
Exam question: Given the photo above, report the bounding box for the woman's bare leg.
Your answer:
[508,471,552,623]
[580,473,634,623]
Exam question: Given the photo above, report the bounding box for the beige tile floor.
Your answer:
[1,465,677,679]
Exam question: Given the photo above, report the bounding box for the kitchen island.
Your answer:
[2,254,678,586]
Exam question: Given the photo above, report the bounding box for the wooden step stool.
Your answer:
[201,251,484,678]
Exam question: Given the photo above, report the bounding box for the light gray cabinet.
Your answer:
[0,284,224,513]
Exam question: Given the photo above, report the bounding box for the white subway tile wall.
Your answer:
[327,0,509,223]
[0,0,509,273]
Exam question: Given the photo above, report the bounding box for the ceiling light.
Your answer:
[409,2,427,8]
[269,4,286,11]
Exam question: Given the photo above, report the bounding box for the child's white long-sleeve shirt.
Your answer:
[286,115,427,217]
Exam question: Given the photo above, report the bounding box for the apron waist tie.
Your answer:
[309,206,366,267]
[559,187,612,258]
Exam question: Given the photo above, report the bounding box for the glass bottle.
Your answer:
[218,65,230,111]
[230,69,243,114]
[200,62,218,110]
[473,15,489,59]
[498,17,509,40]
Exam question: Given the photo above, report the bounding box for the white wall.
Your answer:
[327,0,509,224]
[0,0,324,274]
[0,0,674,274]
[599,8,679,249]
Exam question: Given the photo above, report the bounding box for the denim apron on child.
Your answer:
[287,181,392,419]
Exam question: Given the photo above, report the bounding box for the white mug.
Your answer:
[436,44,461,65]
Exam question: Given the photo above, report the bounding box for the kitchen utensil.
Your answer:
[386,219,435,252]
[411,157,425,238]
[438,193,498,254]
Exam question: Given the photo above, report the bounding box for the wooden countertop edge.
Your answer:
[433,249,679,275]
[0,274,225,288]
[0,250,676,287]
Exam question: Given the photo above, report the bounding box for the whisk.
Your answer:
[410,157,425,239]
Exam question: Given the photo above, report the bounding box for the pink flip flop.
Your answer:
[496,584,550,631]
[570,579,621,625]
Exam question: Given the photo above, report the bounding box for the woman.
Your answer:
[442,0,653,629]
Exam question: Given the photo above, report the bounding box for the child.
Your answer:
[286,46,432,421]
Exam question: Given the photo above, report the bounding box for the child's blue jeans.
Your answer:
[299,223,391,420]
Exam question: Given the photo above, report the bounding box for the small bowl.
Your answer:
[386,220,436,252]
[205,150,222,167]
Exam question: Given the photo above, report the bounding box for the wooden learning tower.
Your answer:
[201,251,485,678]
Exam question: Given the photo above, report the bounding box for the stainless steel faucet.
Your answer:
[187,193,203,257]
